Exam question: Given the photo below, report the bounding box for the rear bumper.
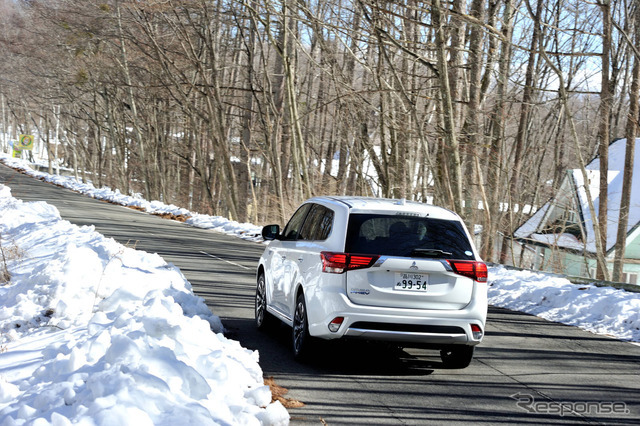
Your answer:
[344,325,469,345]
[306,286,488,346]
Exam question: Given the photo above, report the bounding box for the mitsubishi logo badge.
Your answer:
[410,261,419,270]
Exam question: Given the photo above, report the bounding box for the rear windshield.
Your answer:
[345,214,475,260]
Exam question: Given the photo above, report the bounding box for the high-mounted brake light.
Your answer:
[321,252,380,274]
[447,260,488,282]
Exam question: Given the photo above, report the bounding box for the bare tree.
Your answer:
[612,1,640,282]
[596,0,613,280]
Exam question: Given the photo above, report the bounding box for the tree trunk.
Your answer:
[484,0,514,261]
[461,0,487,244]
[612,5,640,282]
[596,0,612,280]
[116,0,151,200]
[238,0,258,223]
[511,0,543,206]
[432,0,462,213]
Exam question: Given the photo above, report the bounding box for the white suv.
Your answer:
[256,196,488,367]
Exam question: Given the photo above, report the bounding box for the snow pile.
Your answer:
[185,214,262,241]
[488,265,640,342]
[0,185,289,425]
[0,154,262,242]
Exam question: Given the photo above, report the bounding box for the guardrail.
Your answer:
[32,164,77,177]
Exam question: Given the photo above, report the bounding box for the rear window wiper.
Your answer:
[410,248,453,258]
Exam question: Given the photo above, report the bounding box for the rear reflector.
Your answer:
[471,324,483,340]
[447,260,488,282]
[328,317,344,332]
[321,252,380,274]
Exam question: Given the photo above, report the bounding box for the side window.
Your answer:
[299,205,334,241]
[316,207,334,240]
[281,204,312,241]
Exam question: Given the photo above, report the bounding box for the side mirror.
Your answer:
[262,224,281,241]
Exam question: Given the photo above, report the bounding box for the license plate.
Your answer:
[394,272,428,292]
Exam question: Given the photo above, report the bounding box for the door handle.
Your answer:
[297,257,304,262]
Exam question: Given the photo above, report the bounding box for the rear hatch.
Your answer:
[346,257,477,309]
[342,213,484,310]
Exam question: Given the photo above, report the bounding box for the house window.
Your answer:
[561,209,578,224]
[622,273,638,285]
[541,207,582,240]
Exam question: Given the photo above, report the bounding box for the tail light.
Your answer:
[447,260,488,282]
[321,252,380,274]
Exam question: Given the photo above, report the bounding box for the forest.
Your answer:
[0,0,638,277]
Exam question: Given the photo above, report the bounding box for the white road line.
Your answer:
[199,250,251,270]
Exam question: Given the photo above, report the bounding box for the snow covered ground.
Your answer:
[0,165,288,423]
[1,154,639,424]
[489,266,640,342]
[0,155,262,243]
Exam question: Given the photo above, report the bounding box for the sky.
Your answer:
[0,153,639,424]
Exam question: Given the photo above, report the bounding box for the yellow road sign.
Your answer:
[17,134,34,150]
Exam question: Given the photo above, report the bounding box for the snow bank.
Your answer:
[0,155,262,242]
[0,185,289,425]
[488,266,640,342]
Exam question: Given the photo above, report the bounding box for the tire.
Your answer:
[292,293,313,360]
[255,274,275,330]
[440,345,475,369]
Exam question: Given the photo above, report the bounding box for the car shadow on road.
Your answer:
[222,317,443,377]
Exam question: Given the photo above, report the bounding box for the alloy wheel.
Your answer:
[255,274,268,329]
[292,294,309,359]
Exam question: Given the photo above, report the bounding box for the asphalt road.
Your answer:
[1,162,639,425]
